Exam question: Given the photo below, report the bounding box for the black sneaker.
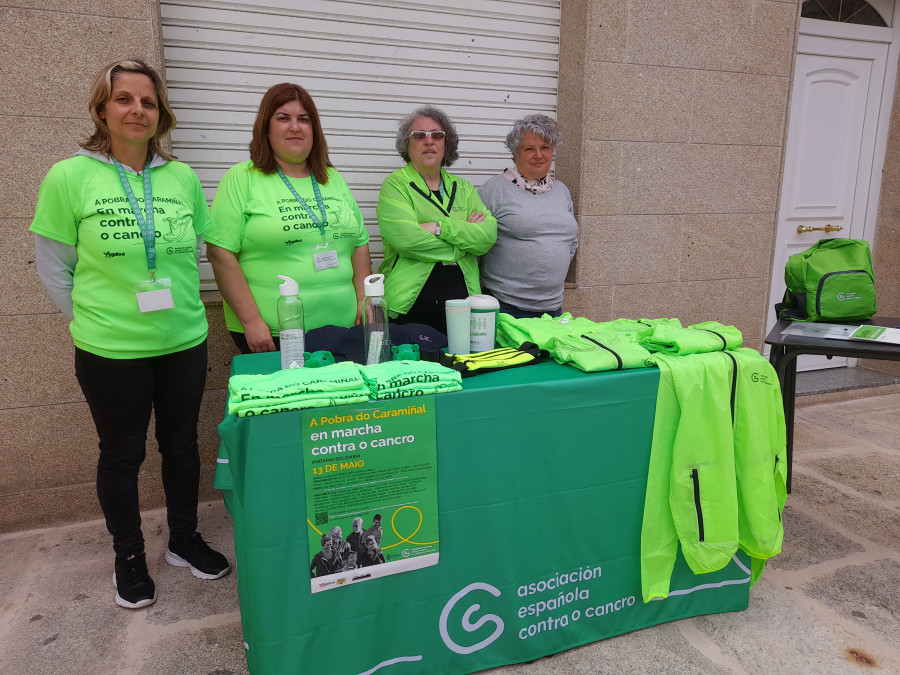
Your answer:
[165,532,231,580]
[113,552,157,609]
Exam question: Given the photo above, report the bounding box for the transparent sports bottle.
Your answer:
[363,274,391,365]
[276,275,305,369]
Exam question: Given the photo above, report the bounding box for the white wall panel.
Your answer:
[160,0,560,277]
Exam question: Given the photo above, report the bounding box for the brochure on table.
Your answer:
[781,322,900,345]
[302,397,440,592]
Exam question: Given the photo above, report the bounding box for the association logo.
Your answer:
[103,251,124,259]
[336,578,346,585]
[750,372,771,385]
[161,214,190,242]
[318,580,337,589]
[837,291,860,302]
[285,239,302,246]
[166,246,194,255]
[402,549,411,558]
[439,582,504,655]
[351,573,371,581]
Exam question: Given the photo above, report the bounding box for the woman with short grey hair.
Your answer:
[377,106,497,333]
[477,114,578,318]
[395,105,460,166]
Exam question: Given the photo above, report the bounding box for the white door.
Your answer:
[768,21,892,370]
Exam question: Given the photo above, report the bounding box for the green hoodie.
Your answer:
[376,163,497,315]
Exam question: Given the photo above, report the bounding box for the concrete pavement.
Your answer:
[1,384,899,674]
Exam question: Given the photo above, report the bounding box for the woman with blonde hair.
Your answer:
[30,59,230,610]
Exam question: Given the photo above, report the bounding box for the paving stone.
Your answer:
[797,402,900,450]
[806,453,900,501]
[485,622,729,675]
[136,622,249,675]
[769,505,865,572]
[691,580,896,674]
[804,559,900,652]
[790,473,900,553]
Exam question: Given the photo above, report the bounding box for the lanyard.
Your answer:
[276,167,327,237]
[112,156,156,276]
[409,179,457,218]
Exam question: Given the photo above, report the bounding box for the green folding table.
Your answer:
[215,354,751,675]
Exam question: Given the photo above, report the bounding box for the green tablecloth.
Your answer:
[215,354,751,674]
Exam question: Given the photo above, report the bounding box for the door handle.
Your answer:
[796,224,843,233]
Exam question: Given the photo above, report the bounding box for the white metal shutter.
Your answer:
[159,0,561,284]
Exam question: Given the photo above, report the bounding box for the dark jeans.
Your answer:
[394,263,468,334]
[74,341,208,558]
[482,288,563,319]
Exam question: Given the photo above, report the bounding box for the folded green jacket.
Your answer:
[553,332,655,371]
[640,321,742,355]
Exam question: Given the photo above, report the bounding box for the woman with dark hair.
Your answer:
[477,114,577,318]
[377,106,496,333]
[30,59,230,610]
[206,83,371,354]
[310,537,343,578]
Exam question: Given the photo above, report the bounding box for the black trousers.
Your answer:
[394,263,467,335]
[74,340,208,557]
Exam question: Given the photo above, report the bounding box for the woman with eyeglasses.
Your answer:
[377,106,496,334]
[206,83,371,354]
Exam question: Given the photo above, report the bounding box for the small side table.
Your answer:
[765,316,900,492]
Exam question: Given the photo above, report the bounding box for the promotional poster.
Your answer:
[302,397,440,592]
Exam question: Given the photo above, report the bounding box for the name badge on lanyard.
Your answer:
[276,167,337,272]
[113,157,175,312]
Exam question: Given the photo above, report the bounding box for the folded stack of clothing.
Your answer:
[228,362,371,417]
[359,360,462,400]
[496,314,688,372]
[639,320,743,356]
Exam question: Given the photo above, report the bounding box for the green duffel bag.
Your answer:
[775,238,876,322]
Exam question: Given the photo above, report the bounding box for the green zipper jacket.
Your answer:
[376,163,497,316]
[641,348,786,602]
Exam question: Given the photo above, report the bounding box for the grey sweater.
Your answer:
[477,175,578,312]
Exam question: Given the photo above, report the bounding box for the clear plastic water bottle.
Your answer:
[363,274,391,365]
[276,275,305,369]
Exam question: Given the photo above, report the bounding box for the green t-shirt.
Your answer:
[29,155,211,359]
[207,162,369,334]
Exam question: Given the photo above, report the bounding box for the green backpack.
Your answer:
[775,238,876,322]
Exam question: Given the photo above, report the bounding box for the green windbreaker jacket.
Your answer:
[376,163,497,315]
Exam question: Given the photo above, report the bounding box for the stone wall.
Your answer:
[0,1,238,531]
[559,0,802,352]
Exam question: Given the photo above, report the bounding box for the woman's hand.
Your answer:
[467,211,486,223]
[244,317,276,353]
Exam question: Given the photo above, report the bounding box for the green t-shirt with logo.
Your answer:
[29,155,211,359]
[207,162,369,334]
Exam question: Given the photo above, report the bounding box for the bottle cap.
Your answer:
[277,275,300,296]
[468,294,500,310]
[445,299,470,308]
[364,274,386,297]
